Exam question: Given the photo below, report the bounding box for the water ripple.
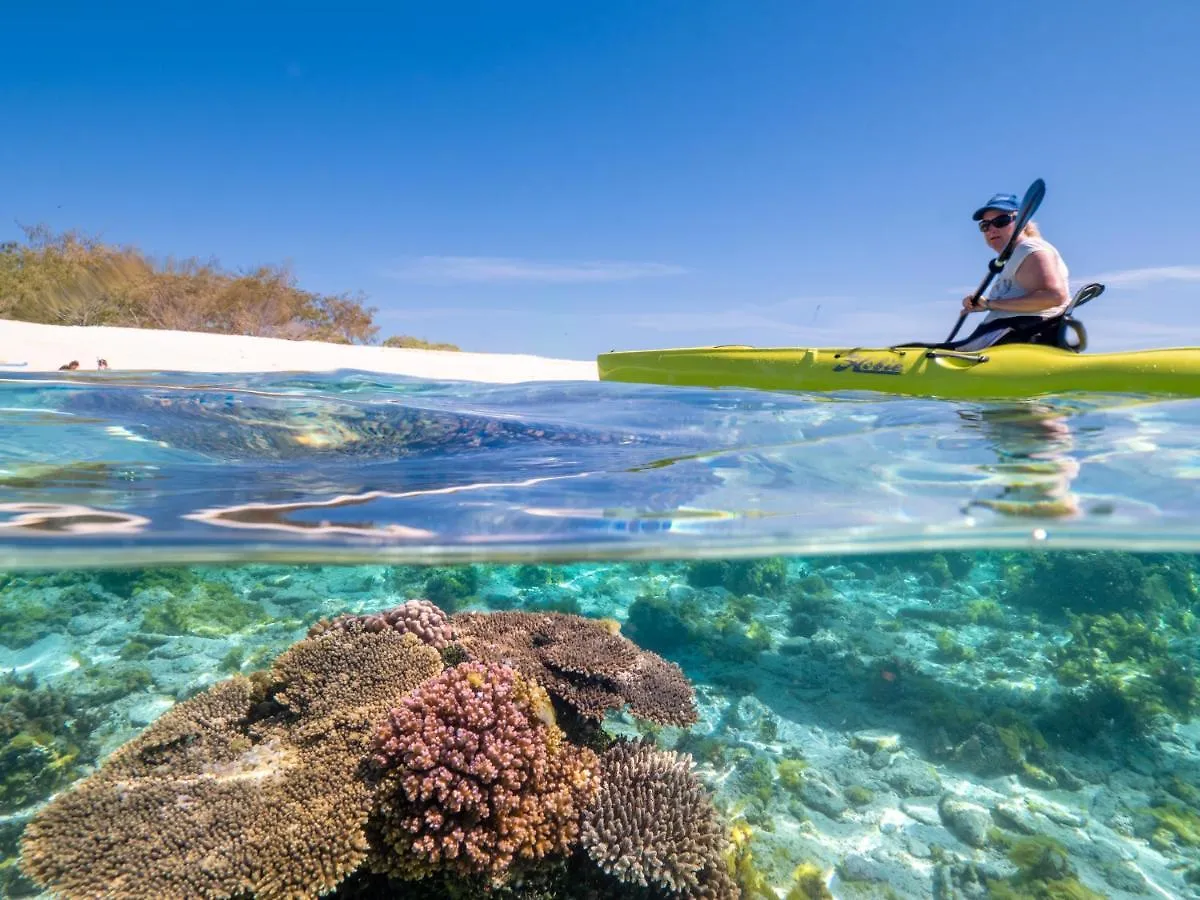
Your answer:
[1,372,1199,564]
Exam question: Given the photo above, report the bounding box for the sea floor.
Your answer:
[2,552,1199,899]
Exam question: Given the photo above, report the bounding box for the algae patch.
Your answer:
[140,580,269,637]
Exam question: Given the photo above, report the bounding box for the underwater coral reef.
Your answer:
[17,600,735,900]
[3,552,1200,898]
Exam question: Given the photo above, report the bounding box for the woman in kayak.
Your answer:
[955,192,1071,351]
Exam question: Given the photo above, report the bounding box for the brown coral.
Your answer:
[371,660,600,885]
[581,739,739,900]
[20,629,443,900]
[308,597,456,649]
[452,610,697,726]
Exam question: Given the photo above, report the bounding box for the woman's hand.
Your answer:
[961,294,987,312]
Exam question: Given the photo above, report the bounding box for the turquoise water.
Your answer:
[3,372,1200,565]
[3,373,1200,898]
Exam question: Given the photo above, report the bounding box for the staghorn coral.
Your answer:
[309,597,456,649]
[453,610,697,726]
[20,628,443,900]
[581,739,739,899]
[371,660,600,885]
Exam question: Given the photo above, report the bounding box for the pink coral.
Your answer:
[309,598,456,649]
[371,660,599,884]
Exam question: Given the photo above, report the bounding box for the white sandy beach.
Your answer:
[0,319,599,382]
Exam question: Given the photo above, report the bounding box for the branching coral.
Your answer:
[581,739,739,899]
[20,628,443,900]
[370,660,599,884]
[308,597,456,649]
[453,610,697,726]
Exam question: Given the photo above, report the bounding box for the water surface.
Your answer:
[2,371,1199,567]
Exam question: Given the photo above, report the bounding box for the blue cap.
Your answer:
[972,193,1020,220]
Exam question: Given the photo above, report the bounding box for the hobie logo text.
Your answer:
[832,355,903,376]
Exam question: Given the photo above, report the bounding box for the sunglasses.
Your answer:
[978,213,1015,231]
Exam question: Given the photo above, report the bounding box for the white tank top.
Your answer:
[983,237,1070,321]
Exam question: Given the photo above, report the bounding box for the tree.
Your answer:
[382,335,461,351]
[0,225,434,347]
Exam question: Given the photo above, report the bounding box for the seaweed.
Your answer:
[986,836,1106,899]
[0,596,72,650]
[421,566,480,610]
[0,673,99,815]
[140,580,269,637]
[624,590,696,656]
[786,862,834,900]
[1001,551,1197,617]
[513,564,554,588]
[686,557,789,597]
[95,566,199,598]
[1042,612,1200,744]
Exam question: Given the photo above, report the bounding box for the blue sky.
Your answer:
[3,1,1199,357]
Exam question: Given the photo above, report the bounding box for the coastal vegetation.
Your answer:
[0,225,459,350]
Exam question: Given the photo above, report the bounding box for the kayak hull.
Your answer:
[595,344,1200,399]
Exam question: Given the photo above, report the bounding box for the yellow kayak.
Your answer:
[596,343,1200,399]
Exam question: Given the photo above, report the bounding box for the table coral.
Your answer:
[453,610,697,726]
[20,628,442,900]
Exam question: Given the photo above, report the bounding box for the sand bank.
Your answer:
[0,319,598,383]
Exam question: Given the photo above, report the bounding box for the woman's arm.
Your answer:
[986,250,1070,314]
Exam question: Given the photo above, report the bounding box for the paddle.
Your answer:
[944,178,1046,344]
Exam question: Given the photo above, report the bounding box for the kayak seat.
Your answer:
[898,283,1103,354]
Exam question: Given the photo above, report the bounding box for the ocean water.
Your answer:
[2,372,1200,899]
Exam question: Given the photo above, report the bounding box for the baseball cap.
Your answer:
[971,193,1020,221]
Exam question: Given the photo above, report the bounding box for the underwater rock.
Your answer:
[899,801,942,826]
[991,798,1040,835]
[795,771,847,820]
[932,860,1014,900]
[777,636,811,656]
[949,724,1017,777]
[1102,861,1150,894]
[667,583,695,604]
[851,729,902,753]
[1080,833,1137,864]
[66,613,108,637]
[938,794,992,848]
[883,756,943,797]
[269,585,322,607]
[838,848,916,886]
[902,834,932,859]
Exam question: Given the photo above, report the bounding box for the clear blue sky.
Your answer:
[4,1,1199,357]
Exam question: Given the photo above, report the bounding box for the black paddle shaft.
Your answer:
[944,179,1047,344]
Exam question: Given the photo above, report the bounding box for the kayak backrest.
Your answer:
[1064,282,1104,316]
